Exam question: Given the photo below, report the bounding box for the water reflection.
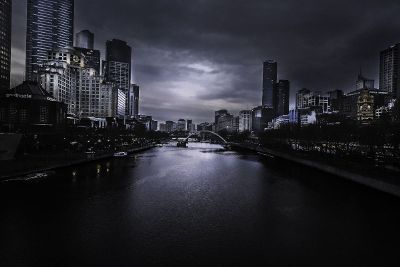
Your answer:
[0,144,399,266]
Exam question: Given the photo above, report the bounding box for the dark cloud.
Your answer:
[11,0,400,122]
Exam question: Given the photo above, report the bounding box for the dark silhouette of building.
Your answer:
[75,30,94,49]
[275,80,290,116]
[0,81,67,132]
[25,0,74,81]
[380,44,400,99]
[262,60,277,108]
[104,39,132,116]
[129,84,140,118]
[357,71,374,90]
[0,0,12,94]
[251,106,274,132]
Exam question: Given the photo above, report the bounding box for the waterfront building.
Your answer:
[26,0,74,81]
[75,30,94,49]
[380,43,400,99]
[239,110,252,132]
[104,39,132,116]
[0,0,12,94]
[40,47,116,118]
[0,81,67,132]
[262,60,277,108]
[275,80,290,116]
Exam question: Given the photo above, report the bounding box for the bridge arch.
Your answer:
[185,130,228,144]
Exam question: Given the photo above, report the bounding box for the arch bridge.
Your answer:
[177,130,229,147]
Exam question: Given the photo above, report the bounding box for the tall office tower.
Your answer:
[26,0,74,81]
[262,60,278,107]
[105,39,132,116]
[0,0,12,94]
[75,30,94,49]
[128,84,139,118]
[380,44,400,99]
[275,80,290,116]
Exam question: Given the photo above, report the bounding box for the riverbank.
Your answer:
[0,144,156,182]
[230,142,400,197]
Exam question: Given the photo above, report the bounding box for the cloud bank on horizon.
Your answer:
[10,0,400,122]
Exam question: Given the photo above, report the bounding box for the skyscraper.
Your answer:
[380,44,400,99]
[26,0,74,81]
[129,84,140,118]
[275,80,290,116]
[0,0,12,94]
[262,60,277,108]
[105,39,132,116]
[75,30,94,49]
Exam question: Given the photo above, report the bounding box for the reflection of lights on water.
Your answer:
[106,168,110,173]
[96,165,101,174]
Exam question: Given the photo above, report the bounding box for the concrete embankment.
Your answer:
[0,145,156,182]
[230,143,400,198]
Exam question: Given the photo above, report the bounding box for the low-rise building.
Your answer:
[0,81,67,132]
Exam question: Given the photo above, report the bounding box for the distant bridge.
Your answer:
[185,130,228,144]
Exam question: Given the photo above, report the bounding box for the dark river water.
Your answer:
[1,143,400,266]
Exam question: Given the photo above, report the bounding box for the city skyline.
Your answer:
[9,0,400,122]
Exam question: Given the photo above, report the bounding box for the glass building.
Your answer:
[380,44,400,99]
[75,30,94,49]
[0,0,12,94]
[26,0,74,81]
[104,39,132,116]
[262,60,277,108]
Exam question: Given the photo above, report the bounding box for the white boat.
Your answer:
[113,152,128,157]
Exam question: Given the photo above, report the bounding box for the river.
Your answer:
[1,143,399,266]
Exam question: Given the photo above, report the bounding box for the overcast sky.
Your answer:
[10,0,400,123]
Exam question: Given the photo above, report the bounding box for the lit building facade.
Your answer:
[380,44,400,99]
[105,39,132,116]
[239,110,252,132]
[26,0,74,81]
[0,0,12,94]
